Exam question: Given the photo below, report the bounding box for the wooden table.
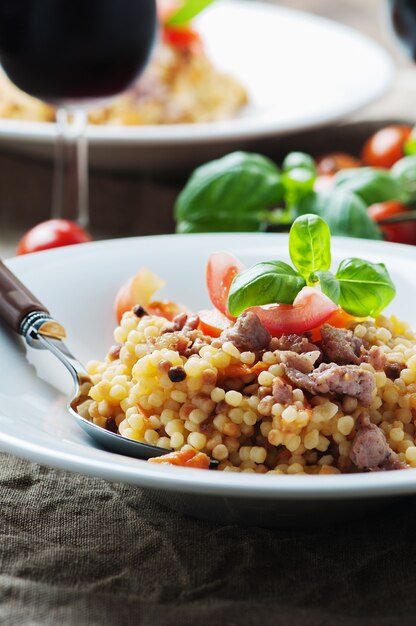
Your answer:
[0,0,413,258]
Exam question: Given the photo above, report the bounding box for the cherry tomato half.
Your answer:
[206,252,245,319]
[198,308,232,338]
[249,287,338,337]
[361,125,412,169]
[316,152,361,176]
[16,219,92,255]
[114,268,188,323]
[367,201,416,245]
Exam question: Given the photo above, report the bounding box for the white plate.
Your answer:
[1,234,416,527]
[0,1,394,174]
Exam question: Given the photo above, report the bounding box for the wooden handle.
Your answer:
[0,260,48,333]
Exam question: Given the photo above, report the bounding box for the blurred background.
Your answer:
[0,0,413,255]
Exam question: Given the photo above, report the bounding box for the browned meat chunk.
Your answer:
[156,313,212,355]
[270,334,320,355]
[320,324,363,365]
[162,313,199,334]
[349,413,405,471]
[385,362,404,380]
[218,311,271,352]
[361,345,387,371]
[272,378,292,404]
[284,363,376,407]
[279,350,321,374]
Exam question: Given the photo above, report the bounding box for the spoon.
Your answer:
[0,259,218,467]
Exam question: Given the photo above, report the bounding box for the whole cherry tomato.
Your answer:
[316,153,361,176]
[361,125,412,169]
[367,201,416,245]
[16,219,92,255]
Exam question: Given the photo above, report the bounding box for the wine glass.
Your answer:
[385,0,416,60]
[0,0,157,227]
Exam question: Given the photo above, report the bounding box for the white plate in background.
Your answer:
[0,1,394,174]
[0,234,415,527]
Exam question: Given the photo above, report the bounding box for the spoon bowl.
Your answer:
[0,260,218,466]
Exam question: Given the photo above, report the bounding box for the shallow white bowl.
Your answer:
[0,1,394,174]
[1,234,415,526]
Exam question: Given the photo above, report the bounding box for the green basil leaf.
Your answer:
[297,189,383,240]
[227,261,305,317]
[404,127,416,156]
[176,215,264,233]
[391,156,416,204]
[282,167,316,208]
[174,152,284,228]
[282,152,316,174]
[333,167,404,205]
[165,0,214,26]
[335,257,396,317]
[314,270,340,304]
[289,214,331,281]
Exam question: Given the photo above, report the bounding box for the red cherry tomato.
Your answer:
[162,25,203,50]
[316,152,361,176]
[16,219,92,255]
[206,252,244,319]
[198,308,232,338]
[249,287,338,337]
[367,201,416,245]
[361,125,412,169]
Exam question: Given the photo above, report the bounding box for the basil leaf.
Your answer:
[176,216,264,233]
[333,167,403,205]
[298,189,383,240]
[289,214,331,281]
[282,167,316,209]
[314,270,340,304]
[335,257,396,317]
[174,152,284,230]
[227,261,305,317]
[405,127,416,156]
[391,156,416,204]
[282,152,316,174]
[165,0,214,26]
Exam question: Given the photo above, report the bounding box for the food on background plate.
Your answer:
[0,0,247,126]
[75,215,416,475]
[174,125,416,245]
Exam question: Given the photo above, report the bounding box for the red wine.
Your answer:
[0,0,156,103]
[388,0,416,60]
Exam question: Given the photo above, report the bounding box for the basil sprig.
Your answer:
[314,270,340,304]
[333,167,404,205]
[335,258,396,317]
[297,189,383,240]
[391,156,416,204]
[174,152,284,234]
[289,214,331,281]
[228,261,306,317]
[165,0,215,26]
[226,214,396,318]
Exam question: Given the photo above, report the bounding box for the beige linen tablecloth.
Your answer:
[2,454,416,626]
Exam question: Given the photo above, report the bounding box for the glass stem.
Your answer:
[52,107,89,227]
